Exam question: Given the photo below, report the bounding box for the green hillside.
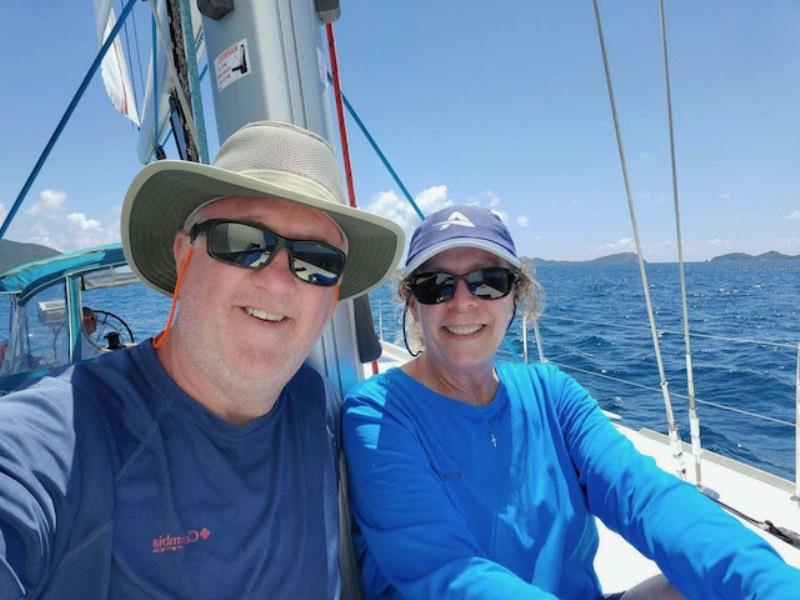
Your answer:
[0,239,60,274]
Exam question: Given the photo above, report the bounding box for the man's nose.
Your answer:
[252,247,295,286]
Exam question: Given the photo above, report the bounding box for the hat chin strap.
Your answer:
[153,246,194,350]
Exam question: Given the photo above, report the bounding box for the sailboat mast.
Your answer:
[198,0,362,395]
[200,0,338,142]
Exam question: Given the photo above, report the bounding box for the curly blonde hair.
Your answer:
[398,263,545,354]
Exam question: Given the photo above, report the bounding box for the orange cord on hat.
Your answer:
[153,246,194,349]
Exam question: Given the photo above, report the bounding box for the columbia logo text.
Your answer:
[152,527,211,553]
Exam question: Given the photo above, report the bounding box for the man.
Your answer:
[82,306,97,337]
[0,121,403,599]
[79,307,105,359]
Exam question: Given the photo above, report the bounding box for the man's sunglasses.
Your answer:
[189,219,346,287]
[405,267,519,304]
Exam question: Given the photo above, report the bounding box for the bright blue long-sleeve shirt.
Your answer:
[343,362,800,599]
[0,340,342,599]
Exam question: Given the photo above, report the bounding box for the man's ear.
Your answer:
[173,230,191,266]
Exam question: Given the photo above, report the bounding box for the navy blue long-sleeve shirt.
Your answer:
[0,340,341,599]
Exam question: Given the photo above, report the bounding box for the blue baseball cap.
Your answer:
[403,205,521,276]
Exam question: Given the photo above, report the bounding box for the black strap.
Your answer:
[712,497,800,549]
[353,294,382,363]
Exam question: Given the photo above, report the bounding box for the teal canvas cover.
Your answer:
[0,245,126,304]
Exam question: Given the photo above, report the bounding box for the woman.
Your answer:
[343,205,800,599]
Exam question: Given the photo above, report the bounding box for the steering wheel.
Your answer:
[86,310,135,350]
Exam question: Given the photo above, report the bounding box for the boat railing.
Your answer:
[523,314,800,498]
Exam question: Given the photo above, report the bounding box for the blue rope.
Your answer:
[0,0,138,240]
[325,74,524,364]
[327,72,424,221]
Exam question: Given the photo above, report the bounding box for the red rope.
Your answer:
[325,23,357,209]
[326,23,379,375]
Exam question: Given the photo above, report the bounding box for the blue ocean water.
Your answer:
[370,260,800,481]
[3,260,797,481]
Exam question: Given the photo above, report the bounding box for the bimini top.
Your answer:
[0,244,127,304]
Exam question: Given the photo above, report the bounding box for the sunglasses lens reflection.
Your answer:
[409,268,517,304]
[204,221,345,287]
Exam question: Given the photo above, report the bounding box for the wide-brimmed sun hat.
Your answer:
[402,204,521,276]
[121,121,404,300]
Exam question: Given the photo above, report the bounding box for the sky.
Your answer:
[1,1,799,262]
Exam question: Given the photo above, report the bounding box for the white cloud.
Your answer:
[606,237,632,249]
[362,185,453,235]
[720,192,731,201]
[415,185,449,211]
[787,210,800,220]
[706,238,728,246]
[516,216,530,227]
[26,189,67,218]
[10,190,120,252]
[0,203,6,223]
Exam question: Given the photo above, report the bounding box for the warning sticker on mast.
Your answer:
[215,39,250,92]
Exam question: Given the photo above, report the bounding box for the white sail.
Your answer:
[93,0,140,126]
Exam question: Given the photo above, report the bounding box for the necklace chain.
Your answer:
[478,405,501,448]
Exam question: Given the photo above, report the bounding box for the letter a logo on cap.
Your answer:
[436,211,475,231]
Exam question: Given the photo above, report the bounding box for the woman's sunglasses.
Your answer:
[405,267,519,304]
[189,219,346,287]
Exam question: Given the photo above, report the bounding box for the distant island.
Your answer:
[709,251,800,262]
[0,239,60,274]
[2,238,798,279]
[523,250,800,266]
[523,252,643,267]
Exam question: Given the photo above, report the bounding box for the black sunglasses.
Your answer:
[405,267,519,304]
[189,219,346,287]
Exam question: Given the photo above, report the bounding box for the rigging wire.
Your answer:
[658,0,703,486]
[591,0,685,477]
[326,73,425,222]
[549,357,800,549]
[542,315,796,350]
[332,69,520,362]
[548,359,794,428]
[127,0,148,110]
[118,0,140,119]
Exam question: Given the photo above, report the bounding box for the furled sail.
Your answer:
[93,0,140,126]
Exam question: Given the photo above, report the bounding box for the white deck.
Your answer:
[596,423,800,590]
[369,343,800,589]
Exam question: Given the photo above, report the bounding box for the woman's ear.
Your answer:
[406,294,420,320]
